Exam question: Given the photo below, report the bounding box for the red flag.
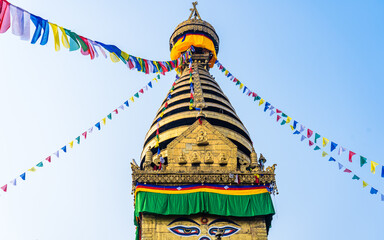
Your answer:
[276,109,282,114]
[139,89,144,94]
[156,129,159,135]
[307,129,313,138]
[190,93,194,99]
[1,184,7,192]
[82,131,87,139]
[219,65,223,70]
[45,156,51,162]
[198,118,202,125]
[233,78,238,83]
[252,92,257,97]
[144,59,149,74]
[113,109,118,114]
[277,115,281,122]
[344,168,352,173]
[309,140,314,146]
[349,151,355,162]
[128,59,134,69]
[164,102,168,108]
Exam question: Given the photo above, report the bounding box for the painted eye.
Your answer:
[169,226,200,236]
[209,226,239,236]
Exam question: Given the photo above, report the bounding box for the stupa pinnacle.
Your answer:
[132,3,277,239]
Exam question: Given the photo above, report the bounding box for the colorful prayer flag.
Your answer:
[348,151,355,162]
[322,137,329,147]
[371,161,379,174]
[360,156,367,167]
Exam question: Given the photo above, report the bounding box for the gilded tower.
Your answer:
[132,3,277,240]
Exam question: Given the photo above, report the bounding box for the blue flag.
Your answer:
[293,120,298,129]
[264,102,271,112]
[370,187,378,195]
[20,173,26,180]
[329,157,336,162]
[293,130,300,135]
[330,142,338,152]
[124,101,129,107]
[95,122,101,130]
[338,163,343,170]
[61,146,67,153]
[30,14,49,45]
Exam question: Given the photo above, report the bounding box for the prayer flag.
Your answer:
[338,146,346,155]
[348,151,355,162]
[314,133,321,143]
[322,137,329,147]
[277,115,281,122]
[88,127,93,133]
[299,125,305,133]
[330,142,337,152]
[49,23,60,51]
[329,157,335,162]
[293,130,300,135]
[352,175,360,180]
[338,163,343,170]
[264,102,270,112]
[286,116,292,123]
[322,151,328,157]
[124,100,129,107]
[82,131,87,139]
[344,168,352,173]
[54,150,59,158]
[107,113,112,120]
[293,121,298,130]
[69,141,74,148]
[11,179,16,186]
[382,166,384,178]
[61,146,67,153]
[370,187,378,194]
[309,140,314,146]
[10,5,23,36]
[30,14,49,45]
[130,97,134,103]
[102,118,106,125]
[36,162,43,167]
[20,173,26,180]
[371,161,379,174]
[281,120,286,125]
[1,185,7,192]
[28,167,36,172]
[259,99,265,106]
[360,156,367,167]
[59,26,69,48]
[301,135,306,141]
[0,0,11,33]
[307,129,313,138]
[276,109,282,114]
[95,122,101,130]
[314,146,321,150]
[362,181,368,188]
[45,156,51,162]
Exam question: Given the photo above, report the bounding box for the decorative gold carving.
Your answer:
[204,151,214,164]
[250,148,258,169]
[178,152,187,165]
[239,157,250,172]
[219,153,227,165]
[196,130,208,146]
[192,63,207,109]
[191,151,201,164]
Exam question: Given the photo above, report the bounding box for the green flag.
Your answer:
[314,133,321,143]
[352,175,360,180]
[360,156,367,167]
[314,146,321,150]
[107,113,112,120]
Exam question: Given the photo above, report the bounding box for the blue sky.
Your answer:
[0,0,383,239]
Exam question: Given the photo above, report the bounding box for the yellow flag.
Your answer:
[59,26,69,49]
[362,181,368,188]
[371,161,379,174]
[121,51,129,61]
[259,99,265,106]
[322,151,328,157]
[28,167,36,172]
[224,70,228,75]
[110,52,120,63]
[130,97,134,103]
[286,116,292,123]
[160,112,164,118]
[290,125,294,130]
[239,83,244,89]
[69,141,74,148]
[154,141,159,148]
[153,78,158,83]
[102,118,106,125]
[322,137,329,147]
[49,23,60,51]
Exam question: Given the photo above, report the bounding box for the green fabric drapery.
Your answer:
[134,191,275,239]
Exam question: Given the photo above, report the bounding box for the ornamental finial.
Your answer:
[188,2,202,20]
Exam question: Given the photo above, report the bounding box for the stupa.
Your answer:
[131,2,277,239]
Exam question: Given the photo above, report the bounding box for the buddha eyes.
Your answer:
[208,226,239,236]
[169,226,200,236]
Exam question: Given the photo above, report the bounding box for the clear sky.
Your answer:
[0,0,383,239]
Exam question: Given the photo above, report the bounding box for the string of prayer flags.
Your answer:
[215,60,383,201]
[1,1,186,75]
[0,72,169,194]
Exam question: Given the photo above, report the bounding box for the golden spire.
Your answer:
[188,2,202,20]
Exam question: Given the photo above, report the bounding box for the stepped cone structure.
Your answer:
[132,3,277,239]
